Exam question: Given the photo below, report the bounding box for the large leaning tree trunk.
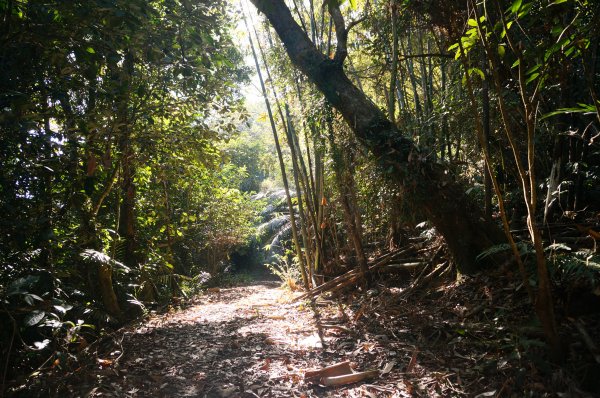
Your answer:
[249,0,504,274]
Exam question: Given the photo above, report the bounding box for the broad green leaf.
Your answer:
[53,304,73,315]
[24,310,45,327]
[24,293,43,306]
[498,45,506,58]
[8,276,39,295]
[86,47,95,54]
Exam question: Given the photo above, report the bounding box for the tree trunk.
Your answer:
[481,60,493,220]
[116,50,138,269]
[250,0,504,274]
[98,263,122,320]
[118,144,138,268]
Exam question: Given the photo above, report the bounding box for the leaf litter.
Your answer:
[35,273,600,397]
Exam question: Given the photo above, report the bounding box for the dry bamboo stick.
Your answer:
[305,361,352,380]
[295,246,419,301]
[320,370,379,386]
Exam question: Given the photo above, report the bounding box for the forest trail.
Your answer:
[51,276,599,398]
[63,282,338,397]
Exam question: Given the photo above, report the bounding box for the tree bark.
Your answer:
[250,0,504,273]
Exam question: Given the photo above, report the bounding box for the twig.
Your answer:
[320,324,358,336]
[399,262,448,299]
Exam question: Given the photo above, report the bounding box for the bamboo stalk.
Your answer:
[242,7,309,289]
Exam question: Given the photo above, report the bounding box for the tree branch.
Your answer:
[328,3,348,64]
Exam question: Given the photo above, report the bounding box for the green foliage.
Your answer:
[0,0,254,381]
[221,131,273,192]
[549,249,600,287]
[476,242,533,263]
[266,253,301,290]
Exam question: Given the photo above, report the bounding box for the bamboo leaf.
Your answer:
[510,0,522,14]
[525,72,539,84]
[541,103,597,119]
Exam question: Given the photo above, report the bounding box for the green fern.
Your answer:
[550,251,600,287]
[476,242,532,262]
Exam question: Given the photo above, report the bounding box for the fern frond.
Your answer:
[476,242,532,262]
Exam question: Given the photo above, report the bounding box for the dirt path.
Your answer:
[52,277,599,398]
[65,282,367,397]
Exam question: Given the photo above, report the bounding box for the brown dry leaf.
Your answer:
[264,337,279,345]
[150,374,163,382]
[353,304,366,322]
[96,358,113,367]
[260,358,271,371]
[406,349,419,374]
[381,361,395,375]
[78,337,88,351]
[360,387,378,398]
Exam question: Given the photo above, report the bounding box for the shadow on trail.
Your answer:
[59,283,334,397]
[46,279,594,398]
